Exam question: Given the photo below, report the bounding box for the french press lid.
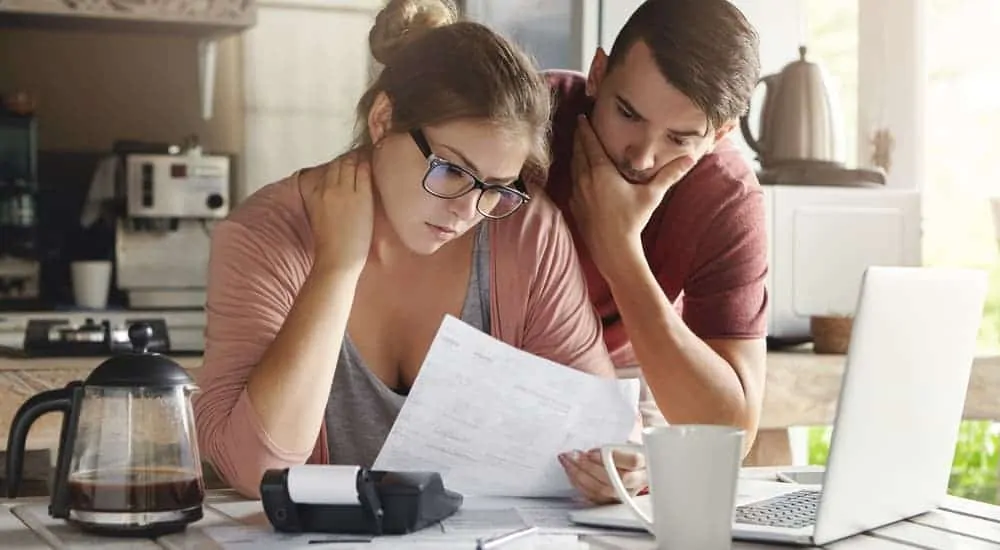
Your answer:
[84,323,194,387]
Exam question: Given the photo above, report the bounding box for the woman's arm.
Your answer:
[244,261,360,452]
[195,156,373,498]
[194,218,360,498]
[515,194,615,377]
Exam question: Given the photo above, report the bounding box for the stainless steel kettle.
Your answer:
[740,46,841,168]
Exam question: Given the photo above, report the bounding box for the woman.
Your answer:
[193,0,646,501]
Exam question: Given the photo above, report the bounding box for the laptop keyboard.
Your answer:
[735,489,821,529]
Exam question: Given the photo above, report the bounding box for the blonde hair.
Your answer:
[356,0,551,178]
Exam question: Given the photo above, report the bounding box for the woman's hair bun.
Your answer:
[369,0,458,65]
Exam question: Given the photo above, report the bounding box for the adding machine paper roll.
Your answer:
[286,465,360,505]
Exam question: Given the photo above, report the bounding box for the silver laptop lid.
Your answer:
[813,266,988,545]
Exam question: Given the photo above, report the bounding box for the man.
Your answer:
[548,0,769,503]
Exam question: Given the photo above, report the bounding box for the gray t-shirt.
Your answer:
[324,225,491,467]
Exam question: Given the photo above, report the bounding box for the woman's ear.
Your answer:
[367,92,394,144]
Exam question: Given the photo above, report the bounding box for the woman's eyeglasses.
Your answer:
[409,129,530,220]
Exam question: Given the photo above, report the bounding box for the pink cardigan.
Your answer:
[193,164,616,497]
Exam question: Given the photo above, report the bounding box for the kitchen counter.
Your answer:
[748,348,1000,466]
[759,348,1000,427]
[0,355,203,454]
[0,355,203,372]
[1,351,998,464]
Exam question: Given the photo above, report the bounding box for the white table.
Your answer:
[3,468,1000,549]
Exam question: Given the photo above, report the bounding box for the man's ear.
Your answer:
[713,119,738,143]
[367,92,393,144]
[586,47,609,97]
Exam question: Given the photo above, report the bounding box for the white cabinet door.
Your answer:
[240,0,382,200]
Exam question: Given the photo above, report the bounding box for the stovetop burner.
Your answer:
[22,317,170,357]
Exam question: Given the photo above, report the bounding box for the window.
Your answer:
[924,0,1000,351]
[803,0,858,170]
[805,0,999,352]
[801,0,1000,504]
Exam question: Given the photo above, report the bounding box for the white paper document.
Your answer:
[372,315,638,498]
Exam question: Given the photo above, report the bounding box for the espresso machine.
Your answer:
[114,144,231,309]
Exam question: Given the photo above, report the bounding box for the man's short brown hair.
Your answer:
[607,0,761,131]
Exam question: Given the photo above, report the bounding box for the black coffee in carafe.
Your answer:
[67,468,204,522]
[5,324,206,537]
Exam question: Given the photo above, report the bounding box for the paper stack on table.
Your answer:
[372,315,638,498]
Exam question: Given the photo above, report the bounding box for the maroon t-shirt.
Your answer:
[542,70,769,367]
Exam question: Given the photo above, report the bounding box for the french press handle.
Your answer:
[4,381,84,519]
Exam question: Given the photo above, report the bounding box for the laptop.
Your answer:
[569,266,989,546]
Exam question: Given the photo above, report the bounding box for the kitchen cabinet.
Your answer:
[0,0,257,124]
[0,0,254,33]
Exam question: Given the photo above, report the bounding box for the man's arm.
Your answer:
[567,117,768,454]
[603,241,767,453]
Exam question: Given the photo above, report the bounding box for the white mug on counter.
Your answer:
[601,424,745,549]
[71,260,112,309]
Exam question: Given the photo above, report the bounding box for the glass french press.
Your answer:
[4,323,205,537]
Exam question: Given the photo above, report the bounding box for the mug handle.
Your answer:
[600,443,654,533]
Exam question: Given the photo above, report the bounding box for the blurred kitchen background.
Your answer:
[0,0,998,500]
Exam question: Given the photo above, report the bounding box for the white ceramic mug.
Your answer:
[71,260,112,309]
[602,425,745,549]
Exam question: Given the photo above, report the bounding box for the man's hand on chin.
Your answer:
[568,114,693,275]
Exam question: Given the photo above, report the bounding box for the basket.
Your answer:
[810,315,854,354]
